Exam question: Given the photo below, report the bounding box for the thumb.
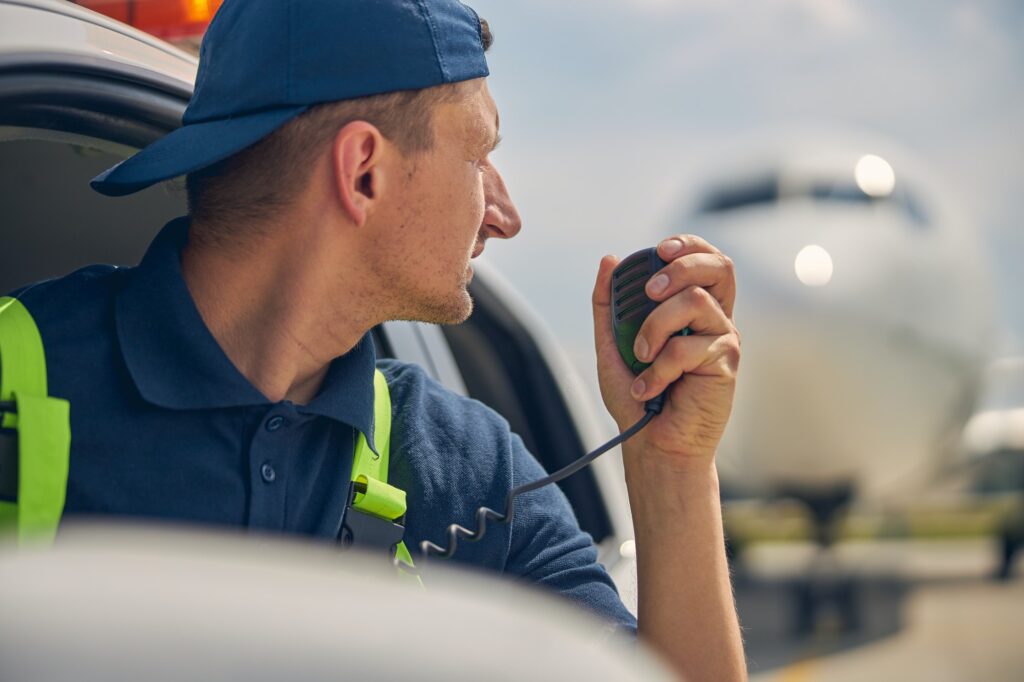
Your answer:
[592,254,624,366]
[592,254,644,427]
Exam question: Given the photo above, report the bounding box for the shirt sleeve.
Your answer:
[505,432,638,636]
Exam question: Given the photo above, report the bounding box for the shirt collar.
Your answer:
[115,217,378,450]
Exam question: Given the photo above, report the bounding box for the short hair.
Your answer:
[186,18,493,245]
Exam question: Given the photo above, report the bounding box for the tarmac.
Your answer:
[736,538,1024,681]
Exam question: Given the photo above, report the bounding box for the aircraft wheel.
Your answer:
[996,520,1022,581]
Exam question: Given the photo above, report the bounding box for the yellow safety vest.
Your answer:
[0,296,418,580]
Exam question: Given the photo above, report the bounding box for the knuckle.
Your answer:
[722,337,741,368]
[669,257,689,277]
[685,285,712,308]
[712,333,741,379]
[720,253,735,277]
[684,235,705,253]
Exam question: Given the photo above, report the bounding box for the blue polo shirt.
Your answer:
[8,217,636,633]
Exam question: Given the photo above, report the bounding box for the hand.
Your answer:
[591,235,740,464]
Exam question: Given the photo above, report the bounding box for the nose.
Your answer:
[481,164,522,240]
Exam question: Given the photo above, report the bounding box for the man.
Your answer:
[6,0,744,679]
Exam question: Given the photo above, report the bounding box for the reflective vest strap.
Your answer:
[352,369,392,488]
[353,369,403,519]
[13,394,70,543]
[1,297,46,429]
[353,368,419,580]
[0,296,71,544]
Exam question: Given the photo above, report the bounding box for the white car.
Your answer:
[0,0,637,614]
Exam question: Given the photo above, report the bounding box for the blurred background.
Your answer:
[69,0,1024,679]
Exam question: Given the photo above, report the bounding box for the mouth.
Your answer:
[471,241,485,259]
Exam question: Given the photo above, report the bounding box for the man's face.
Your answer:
[371,78,521,325]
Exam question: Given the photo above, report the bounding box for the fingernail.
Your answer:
[648,273,669,295]
[634,335,648,361]
[661,239,683,257]
[631,378,646,399]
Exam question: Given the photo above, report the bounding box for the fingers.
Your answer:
[631,329,741,401]
[653,236,736,319]
[634,285,731,360]
[646,252,737,320]
[630,285,738,400]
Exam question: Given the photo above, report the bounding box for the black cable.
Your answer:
[409,391,667,565]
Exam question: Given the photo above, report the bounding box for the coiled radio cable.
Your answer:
[413,392,667,563]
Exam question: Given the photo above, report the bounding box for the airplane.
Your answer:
[675,129,997,622]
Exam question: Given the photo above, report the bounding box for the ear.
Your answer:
[330,121,386,228]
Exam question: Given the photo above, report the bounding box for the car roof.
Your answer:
[0,0,197,89]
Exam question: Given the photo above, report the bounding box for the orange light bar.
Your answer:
[75,0,223,40]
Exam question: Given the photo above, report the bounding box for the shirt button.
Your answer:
[260,462,277,483]
[266,416,286,432]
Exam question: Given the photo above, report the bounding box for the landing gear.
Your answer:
[792,571,860,635]
[780,483,859,636]
[996,504,1023,581]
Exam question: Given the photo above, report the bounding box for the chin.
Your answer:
[402,289,474,326]
[438,289,475,325]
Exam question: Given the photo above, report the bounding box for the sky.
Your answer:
[463,0,1024,391]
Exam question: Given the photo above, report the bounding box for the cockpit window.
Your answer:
[696,176,778,214]
[695,173,929,227]
[809,182,874,203]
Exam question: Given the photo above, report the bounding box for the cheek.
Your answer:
[406,159,486,244]
[437,162,485,228]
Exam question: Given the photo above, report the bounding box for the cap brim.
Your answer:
[91,106,309,197]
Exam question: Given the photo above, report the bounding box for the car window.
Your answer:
[0,69,188,293]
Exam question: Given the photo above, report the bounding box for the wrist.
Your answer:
[623,450,721,519]
[621,438,718,477]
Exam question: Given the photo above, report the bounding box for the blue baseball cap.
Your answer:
[91,0,489,197]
